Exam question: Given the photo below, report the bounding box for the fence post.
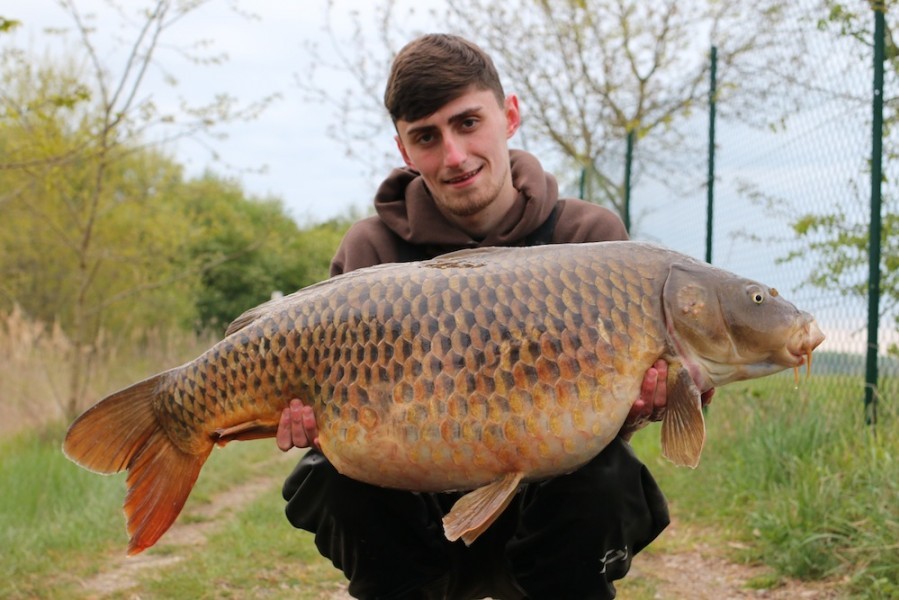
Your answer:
[706,46,717,265]
[579,165,586,200]
[865,4,884,426]
[624,130,634,231]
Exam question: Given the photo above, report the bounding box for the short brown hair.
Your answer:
[384,34,505,124]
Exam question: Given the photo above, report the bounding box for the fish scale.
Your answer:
[63,241,825,554]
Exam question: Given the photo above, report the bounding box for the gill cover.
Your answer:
[662,262,731,362]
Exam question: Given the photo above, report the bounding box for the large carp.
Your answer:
[64,241,824,555]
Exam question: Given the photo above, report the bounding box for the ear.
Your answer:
[395,134,415,169]
[504,94,521,138]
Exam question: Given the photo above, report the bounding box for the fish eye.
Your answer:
[748,286,765,304]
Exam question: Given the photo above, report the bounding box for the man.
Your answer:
[277,34,704,599]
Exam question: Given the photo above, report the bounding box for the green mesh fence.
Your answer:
[623,2,897,412]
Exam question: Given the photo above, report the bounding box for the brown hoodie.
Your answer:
[330,150,627,276]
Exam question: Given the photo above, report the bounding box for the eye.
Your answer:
[416,132,436,146]
[749,287,765,304]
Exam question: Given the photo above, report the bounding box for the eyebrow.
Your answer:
[404,105,485,138]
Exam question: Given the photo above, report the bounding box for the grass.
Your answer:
[123,483,346,599]
[1,425,128,598]
[0,309,344,599]
[3,308,898,598]
[1,430,343,599]
[630,372,899,599]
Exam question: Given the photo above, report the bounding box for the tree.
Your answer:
[181,173,350,332]
[298,0,806,222]
[0,0,277,418]
[783,1,899,356]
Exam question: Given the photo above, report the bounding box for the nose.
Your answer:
[443,135,466,168]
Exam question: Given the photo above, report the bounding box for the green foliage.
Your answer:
[786,208,897,295]
[0,17,21,34]
[0,0,285,418]
[182,174,349,332]
[642,374,899,599]
[0,51,200,337]
[0,122,198,336]
[0,58,348,340]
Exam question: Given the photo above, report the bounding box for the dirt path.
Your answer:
[77,452,352,600]
[80,470,292,598]
[626,517,845,599]
[78,466,844,600]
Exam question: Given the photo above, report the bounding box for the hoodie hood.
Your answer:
[373,150,560,250]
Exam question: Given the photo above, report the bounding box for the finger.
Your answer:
[290,400,310,448]
[300,405,318,447]
[637,367,659,415]
[651,359,668,410]
[301,405,317,436]
[276,407,293,452]
[301,405,324,450]
[627,398,646,421]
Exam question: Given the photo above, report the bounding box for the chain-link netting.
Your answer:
[618,2,897,410]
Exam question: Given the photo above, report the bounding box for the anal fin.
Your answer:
[660,363,706,468]
[443,472,523,546]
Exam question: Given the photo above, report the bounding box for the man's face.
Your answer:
[394,87,521,224]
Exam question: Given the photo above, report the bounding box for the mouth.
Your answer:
[444,165,483,186]
[788,319,826,382]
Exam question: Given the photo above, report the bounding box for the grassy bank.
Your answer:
[3,309,897,597]
[6,374,895,598]
[632,373,899,599]
[1,424,126,597]
[1,430,342,599]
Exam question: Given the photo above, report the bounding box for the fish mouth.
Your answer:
[787,318,826,380]
[720,318,826,384]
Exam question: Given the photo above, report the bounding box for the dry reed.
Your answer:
[0,306,215,438]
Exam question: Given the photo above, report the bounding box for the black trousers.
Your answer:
[282,438,669,599]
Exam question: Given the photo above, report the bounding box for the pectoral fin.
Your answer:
[660,363,706,468]
[443,472,523,546]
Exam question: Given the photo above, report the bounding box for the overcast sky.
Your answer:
[4,1,434,224]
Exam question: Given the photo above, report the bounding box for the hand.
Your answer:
[619,360,716,441]
[620,359,668,440]
[276,398,321,451]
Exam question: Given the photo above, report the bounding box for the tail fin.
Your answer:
[62,373,212,555]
